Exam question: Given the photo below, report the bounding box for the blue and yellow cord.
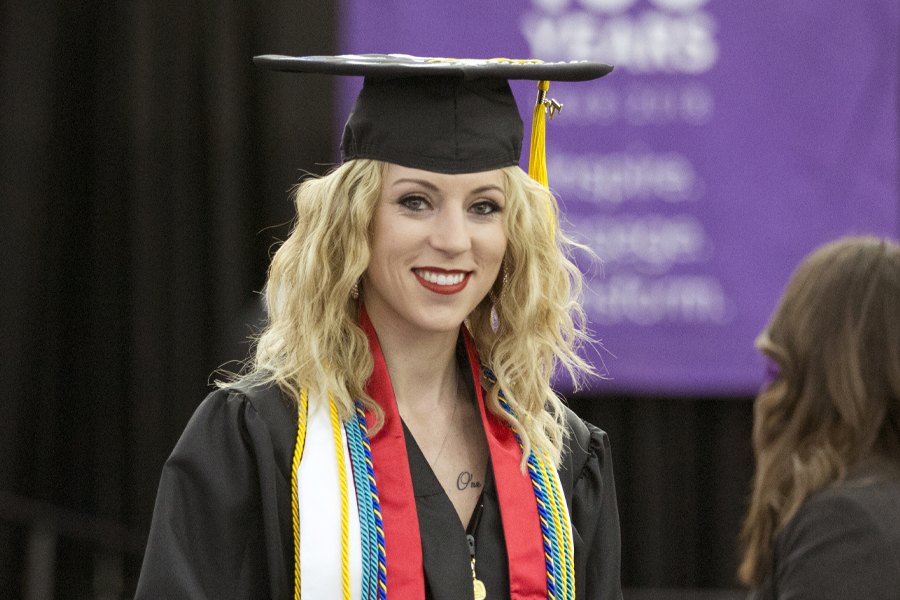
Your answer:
[482,364,576,600]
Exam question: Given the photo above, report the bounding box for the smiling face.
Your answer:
[363,163,508,338]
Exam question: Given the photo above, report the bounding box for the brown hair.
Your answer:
[738,236,900,586]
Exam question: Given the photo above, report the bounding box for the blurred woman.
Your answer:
[739,236,900,599]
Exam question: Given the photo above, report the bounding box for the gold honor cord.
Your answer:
[290,390,352,600]
[329,395,353,600]
[292,389,309,600]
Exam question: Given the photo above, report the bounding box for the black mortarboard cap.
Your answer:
[253,54,613,178]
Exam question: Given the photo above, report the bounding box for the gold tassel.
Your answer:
[529,80,558,239]
[528,80,550,188]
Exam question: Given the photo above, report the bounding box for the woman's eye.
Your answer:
[471,201,502,216]
[399,195,429,211]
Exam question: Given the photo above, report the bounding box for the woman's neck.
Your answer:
[365,309,462,414]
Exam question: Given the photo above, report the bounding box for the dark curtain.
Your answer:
[1,1,336,596]
[569,395,754,589]
[0,1,754,597]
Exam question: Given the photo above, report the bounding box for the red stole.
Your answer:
[360,310,548,599]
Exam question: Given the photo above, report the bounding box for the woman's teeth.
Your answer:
[415,270,466,285]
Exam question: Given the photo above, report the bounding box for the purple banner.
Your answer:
[340,1,900,395]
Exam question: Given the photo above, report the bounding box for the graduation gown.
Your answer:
[135,366,622,600]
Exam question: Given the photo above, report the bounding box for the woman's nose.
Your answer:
[429,207,471,255]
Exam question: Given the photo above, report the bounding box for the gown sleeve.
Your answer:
[561,408,623,600]
[134,386,295,600]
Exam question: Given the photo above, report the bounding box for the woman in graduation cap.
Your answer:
[136,55,622,600]
[739,236,900,599]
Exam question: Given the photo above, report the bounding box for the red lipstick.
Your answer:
[413,268,471,295]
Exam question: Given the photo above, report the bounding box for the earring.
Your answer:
[489,262,510,306]
[488,263,509,332]
[501,262,509,299]
[350,278,360,300]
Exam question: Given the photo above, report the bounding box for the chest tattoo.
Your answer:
[456,471,483,491]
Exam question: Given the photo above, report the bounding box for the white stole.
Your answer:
[296,394,363,599]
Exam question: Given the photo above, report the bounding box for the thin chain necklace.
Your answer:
[428,365,461,469]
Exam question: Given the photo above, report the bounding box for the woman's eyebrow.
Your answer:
[392,178,439,191]
[470,185,504,196]
[391,179,504,197]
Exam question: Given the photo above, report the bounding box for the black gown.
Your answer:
[135,369,623,600]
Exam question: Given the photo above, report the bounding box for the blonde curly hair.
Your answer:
[232,159,594,464]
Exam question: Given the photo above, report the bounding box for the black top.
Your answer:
[134,377,623,600]
[749,460,900,600]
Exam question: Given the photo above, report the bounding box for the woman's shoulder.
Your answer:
[176,375,298,475]
[794,472,900,550]
[557,405,616,502]
[559,405,612,473]
[197,373,296,428]
[557,405,623,599]
[772,475,900,598]
[225,373,296,425]
[788,481,899,538]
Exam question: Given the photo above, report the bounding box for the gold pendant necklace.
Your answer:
[471,557,486,600]
[467,533,486,599]
[462,369,485,599]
